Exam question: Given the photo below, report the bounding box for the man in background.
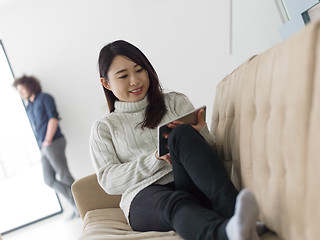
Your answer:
[13,75,79,219]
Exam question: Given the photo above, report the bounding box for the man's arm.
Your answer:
[42,118,59,148]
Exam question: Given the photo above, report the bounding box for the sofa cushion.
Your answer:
[260,232,283,240]
[80,208,183,240]
[81,208,281,240]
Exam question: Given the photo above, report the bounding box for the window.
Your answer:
[0,40,62,235]
[279,0,320,39]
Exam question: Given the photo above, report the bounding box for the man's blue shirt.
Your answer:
[26,92,63,148]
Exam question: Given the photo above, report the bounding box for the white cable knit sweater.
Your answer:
[89,92,215,223]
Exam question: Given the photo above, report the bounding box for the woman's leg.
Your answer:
[129,183,229,240]
[168,124,238,218]
[168,125,260,240]
[226,189,260,240]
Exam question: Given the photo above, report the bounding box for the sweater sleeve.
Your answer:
[89,120,167,195]
[171,92,195,115]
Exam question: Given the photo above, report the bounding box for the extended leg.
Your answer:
[129,183,228,240]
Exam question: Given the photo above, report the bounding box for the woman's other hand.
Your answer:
[167,109,206,133]
[156,151,171,164]
[191,108,206,132]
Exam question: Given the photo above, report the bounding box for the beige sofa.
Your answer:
[72,21,320,240]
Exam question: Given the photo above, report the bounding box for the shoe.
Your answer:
[66,209,80,220]
[256,221,268,236]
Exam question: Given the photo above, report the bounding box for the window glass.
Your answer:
[0,41,62,235]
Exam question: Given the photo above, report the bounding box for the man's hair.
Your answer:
[13,75,42,95]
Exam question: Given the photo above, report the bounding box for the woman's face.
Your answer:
[102,55,150,102]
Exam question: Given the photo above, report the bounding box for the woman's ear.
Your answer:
[101,77,111,91]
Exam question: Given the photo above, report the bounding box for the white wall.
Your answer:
[232,0,284,66]
[0,0,233,178]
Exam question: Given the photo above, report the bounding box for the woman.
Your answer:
[90,40,260,240]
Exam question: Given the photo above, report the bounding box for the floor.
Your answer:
[0,162,83,240]
[2,198,83,240]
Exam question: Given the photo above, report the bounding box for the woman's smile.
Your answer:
[129,87,143,94]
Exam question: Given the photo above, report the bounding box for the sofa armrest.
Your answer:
[71,174,122,219]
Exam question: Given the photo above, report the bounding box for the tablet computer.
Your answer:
[157,105,206,157]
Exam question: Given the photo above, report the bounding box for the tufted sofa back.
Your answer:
[210,21,320,240]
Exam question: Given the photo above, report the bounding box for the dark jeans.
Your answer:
[129,125,239,240]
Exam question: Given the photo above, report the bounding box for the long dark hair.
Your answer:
[98,40,167,129]
[13,75,42,96]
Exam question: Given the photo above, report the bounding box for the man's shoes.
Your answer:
[66,209,80,220]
